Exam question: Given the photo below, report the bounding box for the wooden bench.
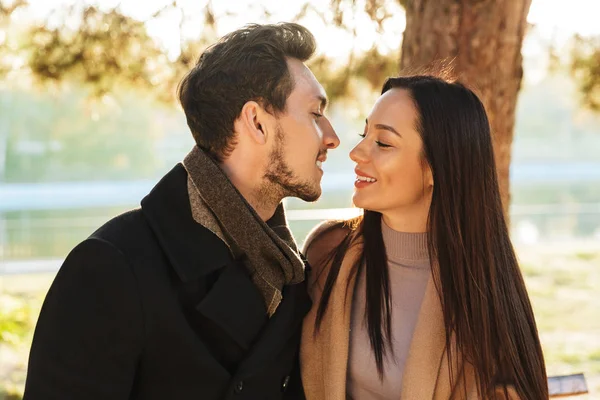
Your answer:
[549,374,588,398]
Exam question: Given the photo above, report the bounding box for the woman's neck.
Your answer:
[381,208,428,233]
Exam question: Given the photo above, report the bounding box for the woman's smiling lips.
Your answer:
[354,168,377,189]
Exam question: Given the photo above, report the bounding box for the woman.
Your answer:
[300,75,548,399]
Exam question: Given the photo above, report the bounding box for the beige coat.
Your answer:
[300,236,519,400]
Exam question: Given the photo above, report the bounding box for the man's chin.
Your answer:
[296,186,321,202]
[301,193,321,203]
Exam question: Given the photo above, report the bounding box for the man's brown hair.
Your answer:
[178,23,316,161]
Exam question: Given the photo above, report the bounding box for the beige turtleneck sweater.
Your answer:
[346,220,431,400]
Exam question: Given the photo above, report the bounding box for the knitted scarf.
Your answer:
[183,146,305,316]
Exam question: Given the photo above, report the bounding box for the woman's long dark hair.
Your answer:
[312,76,548,399]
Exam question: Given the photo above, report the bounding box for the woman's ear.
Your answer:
[421,156,434,189]
[427,165,434,188]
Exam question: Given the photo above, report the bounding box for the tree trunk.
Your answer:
[400,0,532,218]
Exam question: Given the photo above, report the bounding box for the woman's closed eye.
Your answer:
[358,133,392,148]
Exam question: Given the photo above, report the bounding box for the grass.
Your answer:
[0,244,599,398]
[517,243,600,398]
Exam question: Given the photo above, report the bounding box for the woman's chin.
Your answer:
[352,194,373,211]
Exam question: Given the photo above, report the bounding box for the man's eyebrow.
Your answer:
[365,118,402,137]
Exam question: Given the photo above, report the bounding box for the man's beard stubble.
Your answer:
[261,123,321,205]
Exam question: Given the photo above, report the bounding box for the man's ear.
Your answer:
[239,101,267,145]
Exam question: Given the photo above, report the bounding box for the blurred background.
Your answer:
[0,0,599,398]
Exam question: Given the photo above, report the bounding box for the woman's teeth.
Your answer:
[316,161,323,168]
[356,175,377,183]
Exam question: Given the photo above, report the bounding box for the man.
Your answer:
[23,22,339,399]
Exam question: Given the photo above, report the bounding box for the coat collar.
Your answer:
[141,163,232,282]
[142,164,312,374]
[300,244,452,400]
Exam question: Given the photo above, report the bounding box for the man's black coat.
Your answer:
[23,164,311,400]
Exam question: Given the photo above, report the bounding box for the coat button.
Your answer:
[234,380,244,394]
[281,375,290,392]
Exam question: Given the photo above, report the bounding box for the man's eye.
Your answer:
[312,112,323,118]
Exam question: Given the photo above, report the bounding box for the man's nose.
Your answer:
[320,118,340,149]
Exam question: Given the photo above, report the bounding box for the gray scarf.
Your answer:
[183,146,305,316]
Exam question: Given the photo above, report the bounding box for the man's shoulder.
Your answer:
[90,208,151,249]
[86,208,188,277]
[88,207,224,258]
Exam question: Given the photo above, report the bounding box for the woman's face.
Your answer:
[349,88,433,230]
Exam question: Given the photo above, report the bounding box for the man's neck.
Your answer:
[242,186,279,221]
[219,162,280,221]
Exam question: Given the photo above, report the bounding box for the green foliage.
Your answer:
[329,0,398,30]
[0,389,22,400]
[309,47,398,102]
[0,1,27,17]
[9,3,214,102]
[570,35,600,112]
[26,6,170,97]
[0,294,31,347]
[0,283,45,400]
[0,0,28,78]
[353,47,399,88]
[1,0,402,105]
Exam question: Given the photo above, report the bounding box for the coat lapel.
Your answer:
[400,275,447,399]
[195,260,268,350]
[401,276,481,399]
[301,243,361,400]
[323,247,359,399]
[237,275,311,377]
[141,164,232,282]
